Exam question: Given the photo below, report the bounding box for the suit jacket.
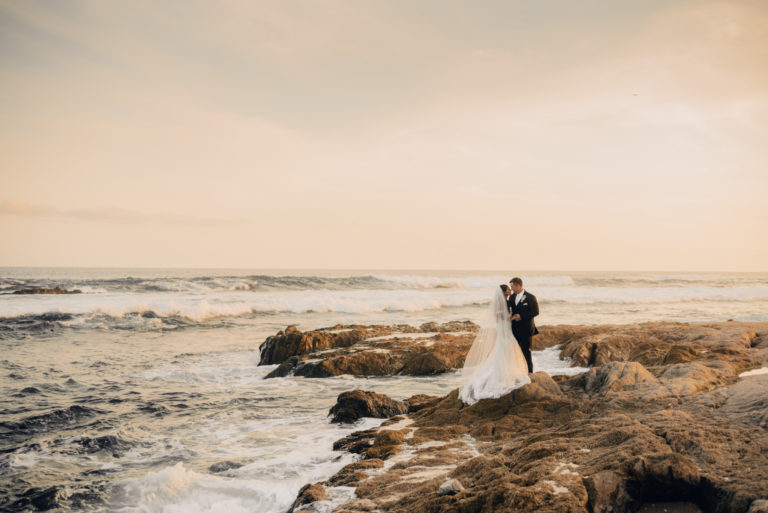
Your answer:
[508,291,539,337]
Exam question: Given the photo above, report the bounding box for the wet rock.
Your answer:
[259,325,366,365]
[208,460,244,473]
[264,357,300,378]
[12,287,82,294]
[329,390,407,424]
[289,483,327,512]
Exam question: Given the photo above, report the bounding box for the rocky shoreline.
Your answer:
[280,321,768,513]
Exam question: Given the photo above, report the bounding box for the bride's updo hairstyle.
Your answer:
[500,284,509,293]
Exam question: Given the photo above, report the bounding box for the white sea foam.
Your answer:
[739,367,768,378]
[373,274,577,289]
[534,346,591,376]
[110,462,300,513]
[3,285,768,324]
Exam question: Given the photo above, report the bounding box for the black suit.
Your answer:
[508,291,539,373]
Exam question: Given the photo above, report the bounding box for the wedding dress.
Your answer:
[459,287,531,405]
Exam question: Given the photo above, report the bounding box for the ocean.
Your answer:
[1,268,767,512]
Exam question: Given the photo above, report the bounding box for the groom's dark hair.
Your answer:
[510,277,523,287]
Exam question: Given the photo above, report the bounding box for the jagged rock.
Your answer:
[264,356,300,378]
[289,483,327,512]
[261,325,476,378]
[329,390,408,424]
[258,326,365,365]
[332,428,377,453]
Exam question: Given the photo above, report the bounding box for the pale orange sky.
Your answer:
[1,1,766,270]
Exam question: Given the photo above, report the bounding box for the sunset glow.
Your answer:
[1,1,766,270]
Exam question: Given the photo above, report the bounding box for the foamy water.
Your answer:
[1,269,766,511]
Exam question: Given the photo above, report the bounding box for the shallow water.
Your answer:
[1,269,766,511]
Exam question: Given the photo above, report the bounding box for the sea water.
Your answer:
[1,269,766,511]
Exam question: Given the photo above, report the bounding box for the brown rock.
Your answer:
[332,428,377,453]
[259,323,477,378]
[658,361,736,396]
[366,429,406,459]
[404,394,441,412]
[326,459,385,487]
[258,325,365,365]
[329,390,408,424]
[719,373,768,428]
[289,483,326,512]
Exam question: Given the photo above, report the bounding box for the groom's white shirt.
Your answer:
[515,289,526,306]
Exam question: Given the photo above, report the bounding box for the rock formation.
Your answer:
[290,321,768,513]
[258,322,479,378]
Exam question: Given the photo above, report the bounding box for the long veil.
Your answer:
[461,287,511,378]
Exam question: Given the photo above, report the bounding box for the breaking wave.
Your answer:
[1,284,767,336]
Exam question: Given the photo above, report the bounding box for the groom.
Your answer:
[508,277,539,373]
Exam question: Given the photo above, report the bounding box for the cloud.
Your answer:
[0,200,242,226]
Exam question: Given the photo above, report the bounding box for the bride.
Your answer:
[459,284,531,405]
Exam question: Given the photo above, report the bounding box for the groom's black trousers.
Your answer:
[514,331,534,373]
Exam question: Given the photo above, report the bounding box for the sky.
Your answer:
[1,0,766,271]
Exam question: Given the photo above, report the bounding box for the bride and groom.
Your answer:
[459,277,540,405]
